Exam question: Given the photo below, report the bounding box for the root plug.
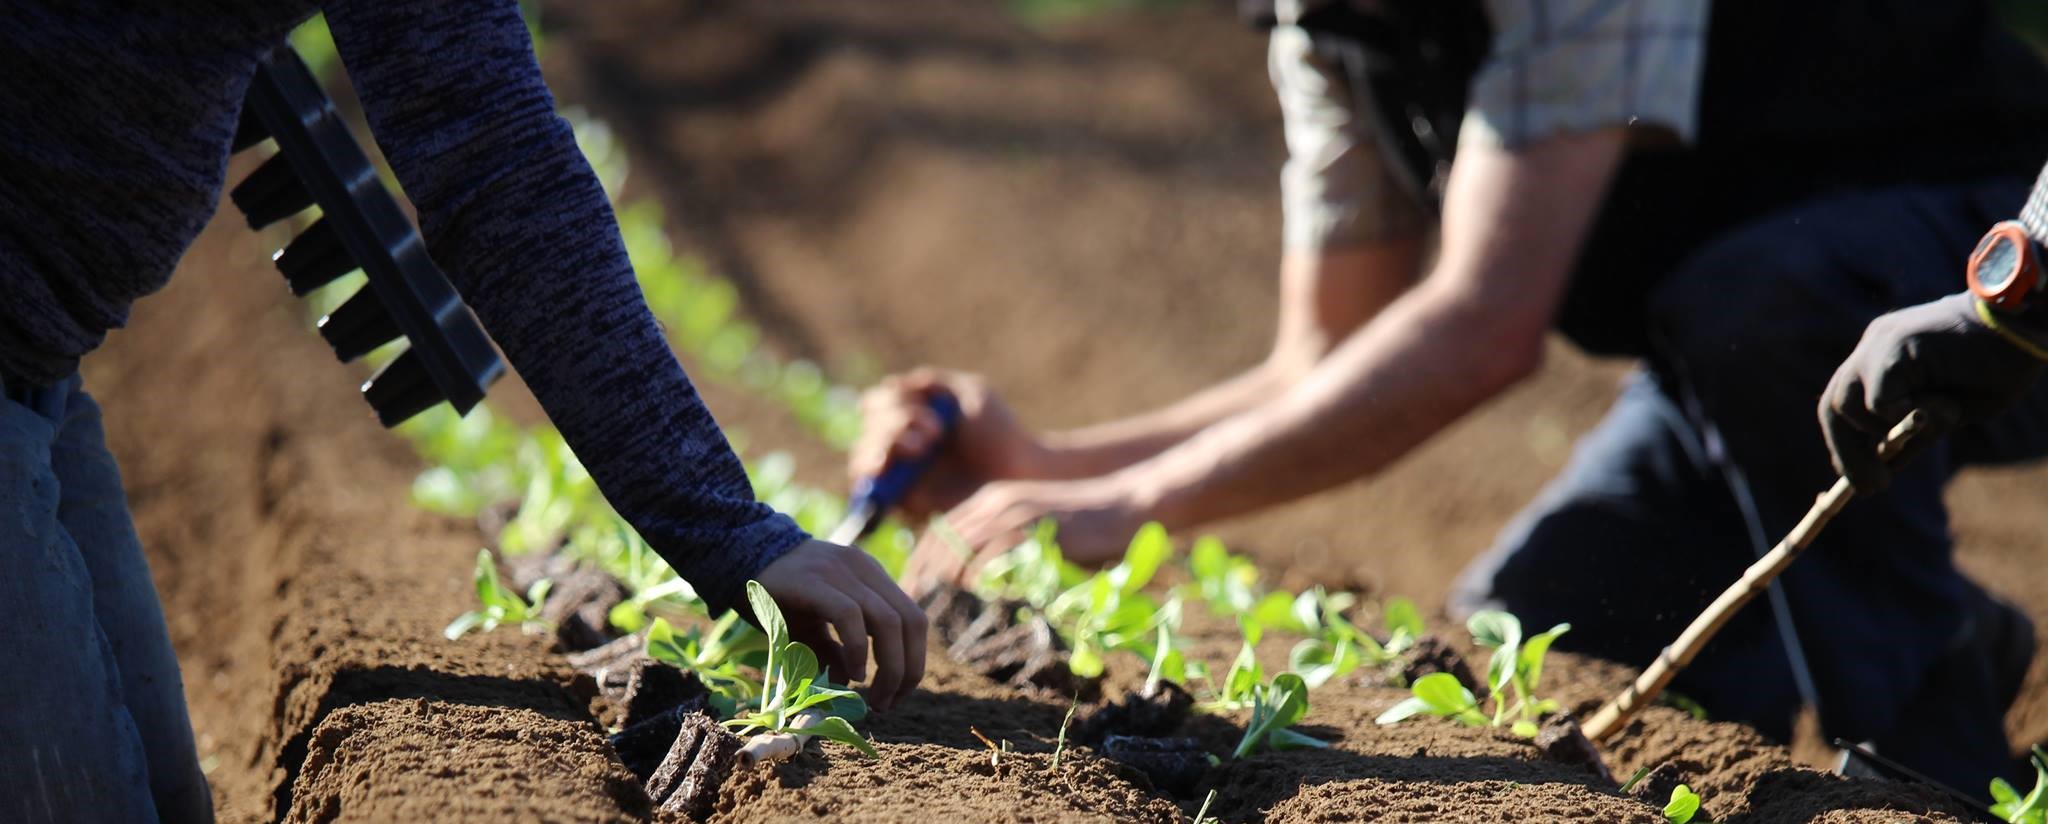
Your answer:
[738,709,826,766]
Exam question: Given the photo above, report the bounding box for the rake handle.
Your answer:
[1581,409,1933,742]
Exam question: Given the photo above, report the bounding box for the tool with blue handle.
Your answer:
[826,394,962,545]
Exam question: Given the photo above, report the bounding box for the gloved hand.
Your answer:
[1819,292,2046,493]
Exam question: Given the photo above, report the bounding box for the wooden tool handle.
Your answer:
[1581,409,1932,742]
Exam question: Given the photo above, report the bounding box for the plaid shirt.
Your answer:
[1465,0,1709,148]
[2023,163,2048,246]
[1272,0,1709,248]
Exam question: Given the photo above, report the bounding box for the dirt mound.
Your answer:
[708,746,1182,824]
[286,700,643,824]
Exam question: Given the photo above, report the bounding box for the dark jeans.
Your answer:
[0,372,212,823]
[1452,179,2044,794]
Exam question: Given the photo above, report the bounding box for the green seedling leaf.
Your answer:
[1379,672,1487,728]
[1251,591,1305,635]
[441,611,485,641]
[1993,778,2022,808]
[1412,672,1478,716]
[1383,596,1425,641]
[1069,643,1106,679]
[804,715,879,758]
[1233,672,1323,758]
[1511,719,1541,739]
[607,600,647,634]
[1050,701,1077,772]
[778,644,821,700]
[1267,727,1330,751]
[746,580,788,650]
[1663,784,1701,824]
[1620,765,1653,794]
[1994,747,2048,823]
[1376,697,1432,726]
[1116,522,1172,594]
[1517,623,1569,696]
[646,618,689,666]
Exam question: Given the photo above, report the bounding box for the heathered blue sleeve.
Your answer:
[321,0,808,614]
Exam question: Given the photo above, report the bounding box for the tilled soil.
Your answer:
[90,0,2046,821]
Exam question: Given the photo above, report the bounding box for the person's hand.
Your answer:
[849,368,1048,517]
[1819,292,2045,493]
[753,539,928,711]
[900,477,1148,595]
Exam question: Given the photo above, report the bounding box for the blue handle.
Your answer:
[849,393,962,516]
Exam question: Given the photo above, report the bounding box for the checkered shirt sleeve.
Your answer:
[1464,0,1710,149]
[2021,162,2048,246]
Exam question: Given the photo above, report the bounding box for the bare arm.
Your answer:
[1122,126,1627,528]
[1036,239,1424,479]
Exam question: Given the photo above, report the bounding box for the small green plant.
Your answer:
[1374,671,1486,727]
[1050,700,1078,772]
[1039,523,1176,678]
[1663,784,1702,824]
[1188,535,1260,615]
[1374,610,1567,738]
[1231,672,1328,758]
[1286,587,1419,688]
[643,613,767,709]
[720,581,877,757]
[1992,747,2048,824]
[444,549,552,639]
[1202,621,1267,712]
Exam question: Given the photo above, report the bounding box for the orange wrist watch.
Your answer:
[1967,221,2046,313]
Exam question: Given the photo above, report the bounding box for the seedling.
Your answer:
[1231,672,1329,758]
[1142,616,1196,695]
[444,549,552,639]
[643,613,766,708]
[1041,523,1176,678]
[721,581,877,758]
[1286,587,1396,688]
[1188,535,1260,615]
[1381,596,1425,652]
[1663,784,1701,824]
[1374,610,1567,738]
[1050,700,1078,772]
[1200,621,1266,712]
[1992,747,2048,824]
[975,519,1087,609]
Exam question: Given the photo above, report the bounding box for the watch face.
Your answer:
[1978,234,2020,291]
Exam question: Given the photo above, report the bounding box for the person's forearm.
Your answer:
[324,0,806,614]
[1124,276,1541,527]
[1034,241,1423,479]
[1111,127,1625,529]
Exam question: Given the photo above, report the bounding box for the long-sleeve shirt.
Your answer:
[0,0,806,614]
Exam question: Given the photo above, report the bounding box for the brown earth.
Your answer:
[83,0,2045,822]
